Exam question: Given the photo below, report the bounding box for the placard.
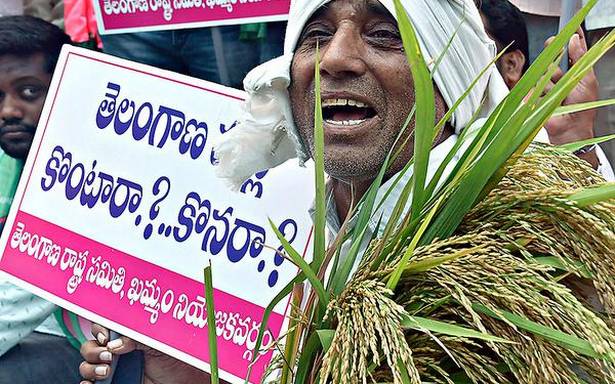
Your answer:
[93,0,291,35]
[0,46,314,384]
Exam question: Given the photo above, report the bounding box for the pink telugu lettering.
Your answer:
[8,220,273,359]
[102,0,268,22]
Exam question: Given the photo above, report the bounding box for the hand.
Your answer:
[544,28,600,168]
[79,323,214,384]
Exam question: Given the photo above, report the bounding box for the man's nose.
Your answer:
[0,95,24,122]
[319,26,367,78]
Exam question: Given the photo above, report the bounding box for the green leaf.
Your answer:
[203,266,219,384]
[473,304,607,359]
[313,45,326,270]
[294,332,323,384]
[280,286,304,384]
[553,98,615,117]
[568,183,615,207]
[533,256,592,279]
[397,358,414,384]
[402,245,485,276]
[316,329,335,353]
[331,223,371,294]
[557,134,615,153]
[394,0,435,223]
[401,315,512,344]
[269,218,328,308]
[247,267,315,382]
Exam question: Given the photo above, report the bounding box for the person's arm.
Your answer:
[0,282,57,356]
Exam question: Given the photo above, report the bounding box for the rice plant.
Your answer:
[206,0,615,383]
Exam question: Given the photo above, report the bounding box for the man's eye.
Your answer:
[19,86,42,100]
[299,27,333,46]
[369,29,400,39]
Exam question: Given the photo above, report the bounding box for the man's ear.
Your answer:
[499,50,526,89]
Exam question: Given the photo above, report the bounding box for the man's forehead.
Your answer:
[308,0,394,23]
[0,53,47,77]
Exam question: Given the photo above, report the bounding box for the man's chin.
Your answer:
[324,154,383,183]
[0,141,31,160]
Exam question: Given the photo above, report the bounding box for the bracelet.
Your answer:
[573,143,597,156]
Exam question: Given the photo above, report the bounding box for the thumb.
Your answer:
[106,334,139,355]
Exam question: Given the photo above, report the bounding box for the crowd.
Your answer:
[0,0,613,383]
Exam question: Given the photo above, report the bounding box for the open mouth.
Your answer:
[322,98,377,126]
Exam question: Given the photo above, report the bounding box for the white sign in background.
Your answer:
[0,46,314,383]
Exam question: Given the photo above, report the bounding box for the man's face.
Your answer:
[0,53,51,159]
[289,0,447,182]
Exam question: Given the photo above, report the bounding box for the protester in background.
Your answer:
[23,0,63,28]
[100,22,286,89]
[0,15,82,384]
[508,0,562,62]
[64,0,102,49]
[508,0,615,167]
[480,0,613,175]
[479,0,529,89]
[583,0,615,167]
[0,0,23,16]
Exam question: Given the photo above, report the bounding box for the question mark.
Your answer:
[143,176,171,239]
[265,219,298,288]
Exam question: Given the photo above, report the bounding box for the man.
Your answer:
[0,15,83,383]
[80,0,609,382]
[479,0,530,89]
[508,0,615,166]
[480,0,613,175]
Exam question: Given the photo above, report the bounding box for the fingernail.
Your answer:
[107,339,123,350]
[96,332,107,345]
[100,351,113,362]
[95,365,108,376]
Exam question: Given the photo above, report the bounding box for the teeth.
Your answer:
[324,119,367,126]
[322,98,368,108]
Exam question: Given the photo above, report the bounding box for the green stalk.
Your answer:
[313,45,326,271]
[203,266,219,384]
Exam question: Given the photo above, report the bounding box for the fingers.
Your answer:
[81,324,139,382]
[91,323,109,346]
[106,335,138,355]
[80,340,114,363]
[568,32,588,65]
[89,323,138,354]
[544,28,589,68]
[79,360,111,381]
[549,67,565,88]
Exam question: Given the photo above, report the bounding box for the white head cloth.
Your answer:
[214,0,509,189]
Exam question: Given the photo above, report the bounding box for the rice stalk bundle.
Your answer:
[318,146,615,384]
